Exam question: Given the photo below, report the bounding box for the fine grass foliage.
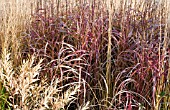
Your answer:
[0,0,170,110]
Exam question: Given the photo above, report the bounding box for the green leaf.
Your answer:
[159,91,165,97]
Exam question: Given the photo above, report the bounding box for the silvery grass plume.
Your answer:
[0,49,89,110]
[0,49,43,109]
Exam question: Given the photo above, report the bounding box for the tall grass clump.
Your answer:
[24,0,170,109]
[0,0,35,109]
[0,0,89,110]
[0,0,37,65]
[0,49,82,109]
[0,0,170,109]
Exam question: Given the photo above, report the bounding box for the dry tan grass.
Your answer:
[0,48,85,109]
[0,0,36,66]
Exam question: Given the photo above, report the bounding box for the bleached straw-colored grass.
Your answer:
[0,49,86,109]
[0,0,36,66]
